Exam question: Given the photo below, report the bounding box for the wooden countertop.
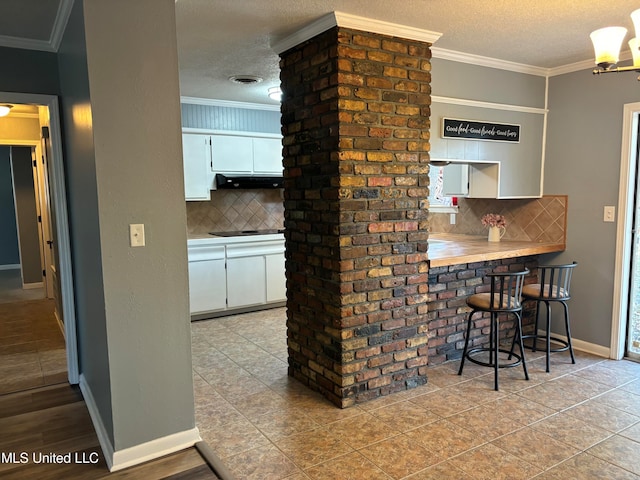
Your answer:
[427,233,565,267]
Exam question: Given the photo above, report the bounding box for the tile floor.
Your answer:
[0,299,67,395]
[0,268,45,304]
[191,307,640,480]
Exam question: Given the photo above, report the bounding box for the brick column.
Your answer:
[281,26,432,407]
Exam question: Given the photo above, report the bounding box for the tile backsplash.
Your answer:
[429,195,567,244]
[186,189,284,235]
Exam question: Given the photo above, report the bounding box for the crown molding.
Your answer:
[272,11,442,54]
[547,50,633,77]
[431,47,549,77]
[50,0,74,52]
[180,96,281,112]
[0,34,56,52]
[432,95,547,115]
[0,0,73,52]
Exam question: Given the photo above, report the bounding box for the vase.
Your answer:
[488,225,505,242]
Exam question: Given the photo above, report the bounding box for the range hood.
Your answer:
[215,173,283,189]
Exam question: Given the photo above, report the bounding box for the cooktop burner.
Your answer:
[209,229,284,237]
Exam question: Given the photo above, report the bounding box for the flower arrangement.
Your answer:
[481,213,507,228]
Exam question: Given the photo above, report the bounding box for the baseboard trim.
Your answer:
[536,330,610,358]
[110,427,202,472]
[0,264,20,271]
[79,374,115,470]
[79,374,202,472]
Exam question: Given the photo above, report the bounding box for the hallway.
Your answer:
[0,297,67,395]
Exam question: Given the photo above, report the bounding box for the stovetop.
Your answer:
[209,229,284,237]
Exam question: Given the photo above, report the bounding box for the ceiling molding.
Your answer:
[547,51,632,77]
[272,11,442,54]
[0,34,56,52]
[50,0,74,52]
[0,0,73,52]
[431,47,549,77]
[4,112,40,119]
[180,96,281,112]
[432,95,547,115]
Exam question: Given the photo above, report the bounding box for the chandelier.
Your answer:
[590,9,640,77]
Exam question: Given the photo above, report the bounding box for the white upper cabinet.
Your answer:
[182,130,283,200]
[211,133,283,176]
[252,137,283,174]
[211,134,253,173]
[182,133,213,201]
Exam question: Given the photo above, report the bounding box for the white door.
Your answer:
[627,120,640,361]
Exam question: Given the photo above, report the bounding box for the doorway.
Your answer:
[612,101,640,361]
[626,115,640,361]
[0,92,78,384]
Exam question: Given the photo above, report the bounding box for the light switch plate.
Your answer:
[129,224,145,247]
[603,206,615,223]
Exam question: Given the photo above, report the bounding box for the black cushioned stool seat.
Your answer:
[514,262,577,373]
[458,269,530,391]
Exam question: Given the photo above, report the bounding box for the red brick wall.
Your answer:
[427,257,538,365]
[280,26,433,407]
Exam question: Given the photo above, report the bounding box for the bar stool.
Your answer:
[458,269,529,391]
[516,262,577,373]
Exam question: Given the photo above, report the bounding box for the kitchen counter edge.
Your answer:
[188,233,284,246]
[427,234,565,267]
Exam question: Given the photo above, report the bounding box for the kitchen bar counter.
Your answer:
[427,233,565,267]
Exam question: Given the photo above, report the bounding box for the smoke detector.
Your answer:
[228,75,263,85]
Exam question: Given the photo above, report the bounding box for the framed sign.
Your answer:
[442,117,520,143]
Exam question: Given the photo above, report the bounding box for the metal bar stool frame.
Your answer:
[513,262,577,373]
[458,269,530,391]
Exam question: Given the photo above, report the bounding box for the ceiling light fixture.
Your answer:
[268,86,282,101]
[0,104,13,117]
[591,9,640,78]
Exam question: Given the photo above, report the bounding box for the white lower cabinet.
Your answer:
[226,248,267,308]
[188,244,226,314]
[188,237,286,317]
[266,252,286,302]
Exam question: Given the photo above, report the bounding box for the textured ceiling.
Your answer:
[1,1,640,106]
[175,0,640,105]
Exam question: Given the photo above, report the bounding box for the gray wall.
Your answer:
[57,0,114,445]
[10,146,42,283]
[2,0,195,459]
[544,69,640,348]
[0,46,59,95]
[430,59,547,197]
[0,146,20,266]
[81,0,194,451]
[431,58,547,108]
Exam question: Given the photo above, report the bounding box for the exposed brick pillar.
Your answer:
[281,26,432,407]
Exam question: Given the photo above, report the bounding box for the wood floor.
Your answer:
[0,383,220,479]
[0,299,67,395]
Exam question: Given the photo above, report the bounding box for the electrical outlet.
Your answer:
[450,213,456,225]
[129,224,145,247]
[603,206,615,223]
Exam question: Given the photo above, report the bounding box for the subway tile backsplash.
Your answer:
[186,189,284,235]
